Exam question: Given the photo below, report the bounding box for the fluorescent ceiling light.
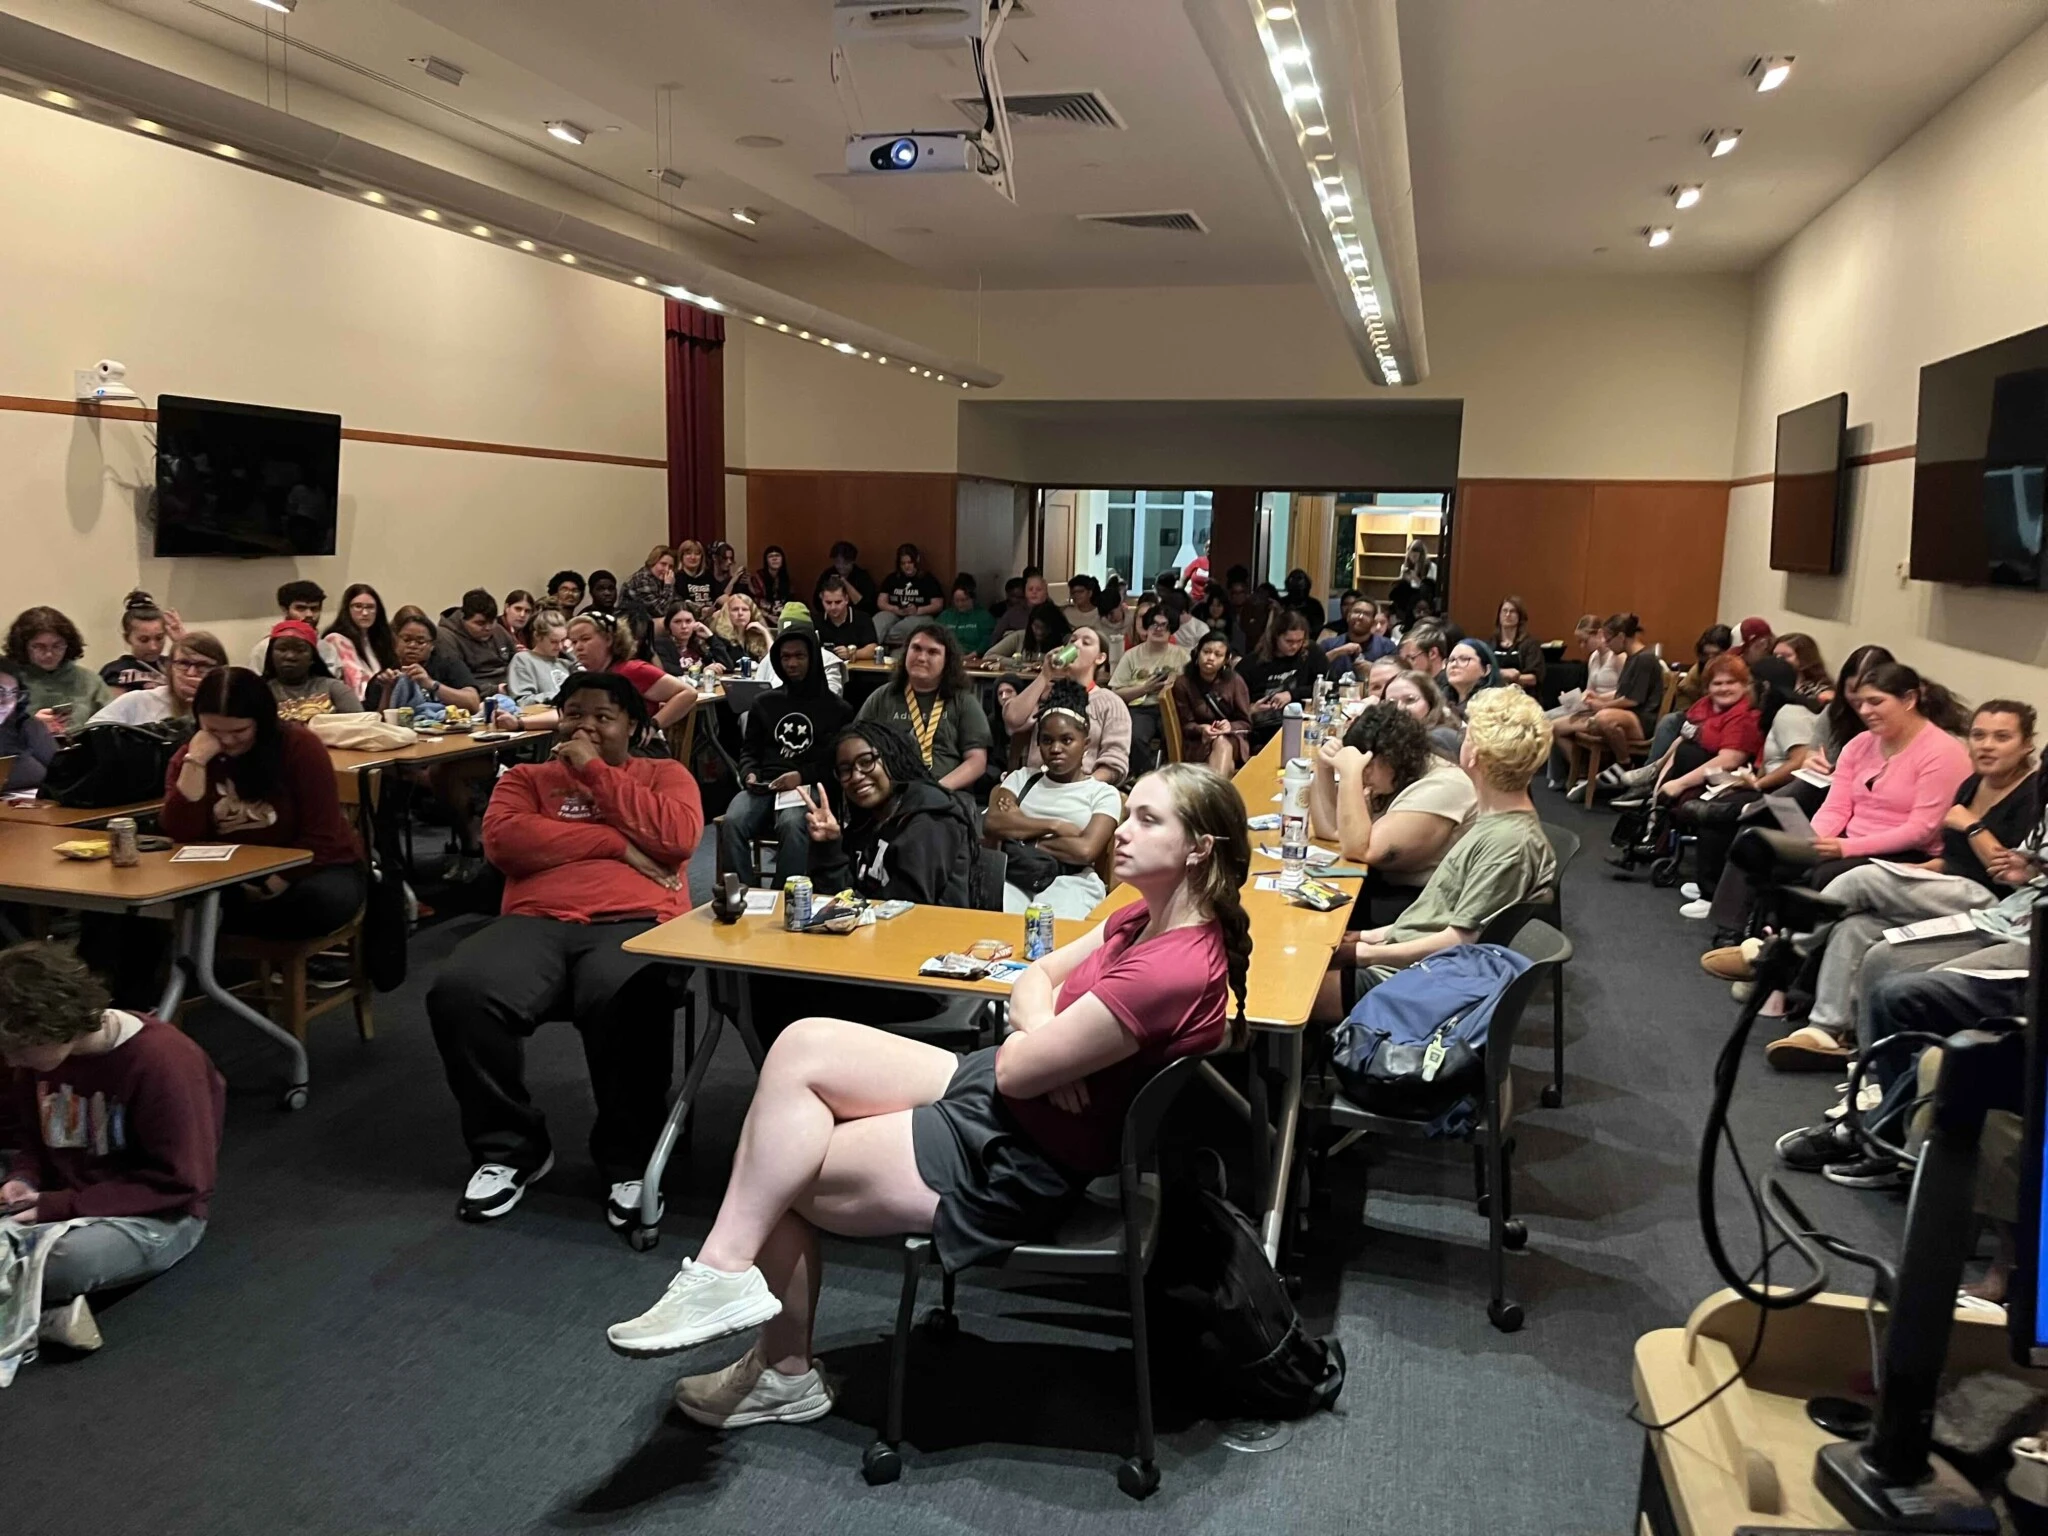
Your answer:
[516,239,535,251]
[362,189,385,203]
[1265,4,1294,15]
[633,276,648,286]
[1289,83,1320,102]
[419,208,440,221]
[1277,47,1307,66]
[1672,184,1702,210]
[558,253,576,263]
[1708,128,1742,157]
[730,207,757,225]
[469,224,491,237]
[1751,55,1793,92]
[39,90,77,108]
[544,120,588,145]
[1645,226,1672,248]
[1302,124,1329,137]
[250,0,297,12]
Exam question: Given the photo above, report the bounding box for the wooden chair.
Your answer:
[1580,663,1678,807]
[1157,685,1185,764]
[215,910,373,1044]
[1093,790,1129,887]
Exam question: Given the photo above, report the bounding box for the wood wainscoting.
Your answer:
[1449,478,1730,657]
[742,469,962,599]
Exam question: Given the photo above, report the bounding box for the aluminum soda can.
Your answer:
[1025,904,1054,960]
[108,816,140,868]
[783,875,813,930]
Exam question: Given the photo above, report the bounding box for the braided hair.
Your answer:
[1150,762,1254,1050]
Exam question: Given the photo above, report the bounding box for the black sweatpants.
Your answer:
[427,915,682,1181]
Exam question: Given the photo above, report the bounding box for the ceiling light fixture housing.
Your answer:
[730,207,757,225]
[407,55,465,87]
[1186,0,1425,385]
[1706,128,1742,158]
[250,0,297,13]
[1645,225,1672,248]
[1749,55,1793,92]
[544,120,588,145]
[1672,184,1702,210]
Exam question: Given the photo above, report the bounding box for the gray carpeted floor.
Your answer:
[11,786,1909,1535]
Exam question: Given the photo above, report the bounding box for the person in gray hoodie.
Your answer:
[435,589,517,694]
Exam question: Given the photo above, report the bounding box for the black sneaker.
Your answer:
[1611,792,1651,811]
[1775,1122,1858,1172]
[457,1152,554,1222]
[1824,1154,1907,1190]
[307,953,353,990]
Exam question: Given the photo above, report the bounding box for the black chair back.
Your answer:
[1483,921,1568,1094]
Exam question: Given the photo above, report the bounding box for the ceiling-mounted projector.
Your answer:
[846,131,990,174]
[833,2,981,44]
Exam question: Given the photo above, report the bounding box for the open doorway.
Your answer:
[1055,488,1214,590]
[1255,490,1451,611]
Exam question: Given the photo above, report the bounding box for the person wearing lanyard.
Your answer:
[852,621,992,792]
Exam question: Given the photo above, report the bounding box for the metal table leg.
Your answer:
[631,967,769,1247]
[154,906,193,1020]
[1258,1030,1304,1266]
[181,891,312,1108]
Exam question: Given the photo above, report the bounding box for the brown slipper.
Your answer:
[1765,1025,1853,1073]
[1701,944,1754,982]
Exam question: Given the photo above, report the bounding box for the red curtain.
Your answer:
[664,298,726,547]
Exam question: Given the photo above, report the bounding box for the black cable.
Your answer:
[1627,1239,1786,1432]
[1842,1029,1957,1167]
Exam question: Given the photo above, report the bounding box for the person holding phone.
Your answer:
[1170,630,1253,775]
[1110,599,1190,773]
[0,941,225,1357]
[1238,609,1324,748]
[3,606,111,739]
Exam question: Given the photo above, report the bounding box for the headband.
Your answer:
[1040,705,1091,729]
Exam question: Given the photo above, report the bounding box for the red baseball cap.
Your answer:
[268,619,319,647]
[1737,617,1772,646]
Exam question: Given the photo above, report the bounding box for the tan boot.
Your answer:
[38,1295,104,1354]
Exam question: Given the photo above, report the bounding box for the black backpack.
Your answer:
[41,720,190,807]
[1148,1148,1347,1419]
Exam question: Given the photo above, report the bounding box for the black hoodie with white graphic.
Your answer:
[739,625,853,787]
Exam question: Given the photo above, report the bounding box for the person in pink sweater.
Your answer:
[1808,662,1971,861]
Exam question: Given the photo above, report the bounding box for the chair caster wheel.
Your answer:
[1649,857,1681,889]
[1475,1194,1490,1217]
[627,1226,660,1253]
[1488,1299,1524,1333]
[1503,1219,1528,1251]
[920,1307,959,1340]
[281,1086,309,1112]
[1117,1457,1160,1500]
[1540,1085,1562,1109]
[862,1442,903,1485]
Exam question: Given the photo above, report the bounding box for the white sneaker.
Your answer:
[458,1152,554,1222]
[1823,1082,1883,1122]
[1564,779,1589,801]
[1679,898,1712,920]
[674,1341,834,1428]
[1680,882,1701,902]
[606,1180,665,1232]
[38,1296,103,1353]
[607,1258,782,1357]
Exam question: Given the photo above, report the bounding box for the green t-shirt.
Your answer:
[856,684,994,782]
[937,606,995,654]
[1385,809,1556,944]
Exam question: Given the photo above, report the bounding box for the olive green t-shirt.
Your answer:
[1384,809,1556,943]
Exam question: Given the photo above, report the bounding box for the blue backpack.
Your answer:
[1329,943,1533,1133]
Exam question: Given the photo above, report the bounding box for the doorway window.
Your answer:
[1101,490,1212,590]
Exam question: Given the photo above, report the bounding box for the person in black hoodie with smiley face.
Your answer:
[720,625,852,883]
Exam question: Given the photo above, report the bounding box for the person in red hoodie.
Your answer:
[0,940,224,1356]
[428,670,703,1229]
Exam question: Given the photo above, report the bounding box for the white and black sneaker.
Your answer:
[458,1152,554,1222]
[1679,882,1702,902]
[607,1180,665,1232]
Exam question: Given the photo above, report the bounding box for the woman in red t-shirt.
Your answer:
[565,613,697,732]
[1654,654,1765,804]
[605,763,1252,1428]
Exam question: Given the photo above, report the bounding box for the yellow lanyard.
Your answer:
[904,688,945,766]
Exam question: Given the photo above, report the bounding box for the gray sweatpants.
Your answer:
[41,1214,206,1304]
[1806,865,1995,1033]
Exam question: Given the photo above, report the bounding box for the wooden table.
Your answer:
[1632,1289,2033,1533]
[0,823,316,1105]
[0,795,164,829]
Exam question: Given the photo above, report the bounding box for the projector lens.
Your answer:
[873,137,918,170]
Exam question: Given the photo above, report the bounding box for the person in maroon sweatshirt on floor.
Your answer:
[0,941,225,1356]
[428,671,703,1230]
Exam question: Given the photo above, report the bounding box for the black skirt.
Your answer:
[911,1046,1084,1272]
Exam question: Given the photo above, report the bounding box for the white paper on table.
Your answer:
[1258,844,1337,866]
[1792,767,1834,790]
[1946,968,2028,981]
[773,789,806,811]
[1763,792,1815,840]
[1881,912,1978,945]
[169,845,238,863]
[741,889,778,915]
[1871,859,1953,882]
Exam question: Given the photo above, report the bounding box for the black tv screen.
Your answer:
[153,395,341,558]
[1911,322,2048,588]
[1770,393,1849,574]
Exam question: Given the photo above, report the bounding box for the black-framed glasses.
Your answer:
[834,750,882,782]
[170,658,218,674]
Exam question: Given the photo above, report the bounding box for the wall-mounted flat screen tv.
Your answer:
[1770,392,1850,574]
[1910,323,2048,589]
[153,395,341,558]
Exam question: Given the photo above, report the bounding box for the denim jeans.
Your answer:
[720,787,812,885]
[42,1214,207,1302]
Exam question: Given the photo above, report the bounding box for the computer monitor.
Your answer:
[2009,898,2048,1365]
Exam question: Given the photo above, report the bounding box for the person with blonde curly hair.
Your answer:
[1315,684,1558,1022]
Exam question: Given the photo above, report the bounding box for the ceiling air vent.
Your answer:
[1077,209,1208,234]
[951,89,1123,130]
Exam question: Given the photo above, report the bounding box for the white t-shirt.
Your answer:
[1377,756,1480,886]
[1764,702,1822,773]
[87,687,175,727]
[997,767,1123,919]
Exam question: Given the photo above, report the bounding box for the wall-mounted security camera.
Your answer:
[74,359,140,404]
[845,132,987,174]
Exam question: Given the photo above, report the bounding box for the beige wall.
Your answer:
[729,267,1751,483]
[0,92,666,666]
[1720,19,2048,703]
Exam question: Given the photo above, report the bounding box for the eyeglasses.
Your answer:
[170,659,218,674]
[834,750,882,782]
